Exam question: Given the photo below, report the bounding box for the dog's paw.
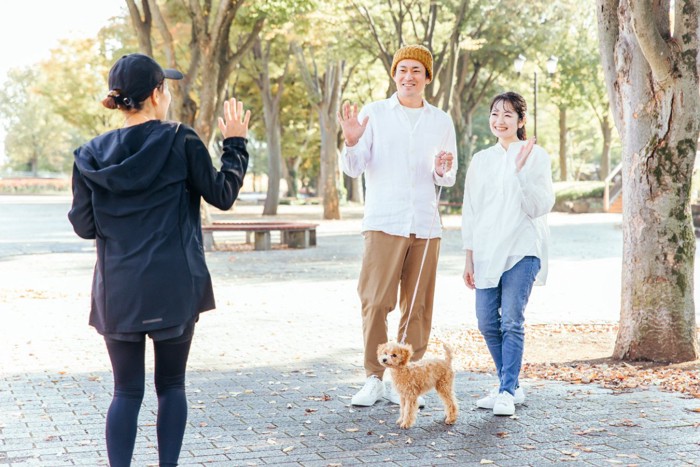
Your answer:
[396,417,403,426]
[444,417,457,425]
[399,421,413,429]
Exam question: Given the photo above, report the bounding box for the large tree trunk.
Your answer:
[597,0,699,362]
[558,105,568,181]
[599,114,612,179]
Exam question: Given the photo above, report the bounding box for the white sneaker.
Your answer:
[493,391,516,416]
[351,376,385,406]
[476,386,525,409]
[385,382,426,408]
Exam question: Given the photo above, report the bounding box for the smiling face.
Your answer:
[489,99,525,145]
[392,59,430,106]
[489,98,527,147]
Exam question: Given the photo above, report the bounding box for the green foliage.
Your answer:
[553,181,605,203]
[0,16,135,173]
[0,0,614,198]
[246,0,316,23]
[0,68,75,173]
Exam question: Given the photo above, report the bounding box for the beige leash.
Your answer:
[399,163,446,344]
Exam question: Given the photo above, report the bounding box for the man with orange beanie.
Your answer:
[338,44,457,407]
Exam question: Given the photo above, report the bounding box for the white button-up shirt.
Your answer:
[341,93,457,239]
[461,141,554,288]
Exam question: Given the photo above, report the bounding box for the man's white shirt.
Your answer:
[341,93,457,239]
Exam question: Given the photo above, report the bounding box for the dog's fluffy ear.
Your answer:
[398,344,412,366]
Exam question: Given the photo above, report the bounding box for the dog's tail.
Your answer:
[442,343,453,365]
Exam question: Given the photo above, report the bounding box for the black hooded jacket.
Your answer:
[68,120,248,335]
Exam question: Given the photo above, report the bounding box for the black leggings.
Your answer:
[104,333,193,467]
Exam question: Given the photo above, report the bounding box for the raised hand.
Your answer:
[337,102,369,147]
[515,137,536,172]
[218,97,251,139]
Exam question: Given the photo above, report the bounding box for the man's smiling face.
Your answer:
[392,59,430,101]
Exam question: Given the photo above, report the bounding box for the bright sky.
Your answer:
[0,0,126,164]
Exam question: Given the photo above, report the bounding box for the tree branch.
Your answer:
[273,45,293,111]
[596,0,624,137]
[147,0,176,67]
[226,18,265,66]
[124,0,153,56]
[354,1,393,74]
[630,0,674,87]
[292,42,322,106]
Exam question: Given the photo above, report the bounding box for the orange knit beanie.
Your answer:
[390,45,433,80]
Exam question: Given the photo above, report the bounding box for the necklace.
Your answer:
[123,113,154,127]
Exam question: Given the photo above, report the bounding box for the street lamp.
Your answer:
[513,55,558,139]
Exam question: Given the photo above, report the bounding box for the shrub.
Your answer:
[0,178,70,194]
[554,181,605,203]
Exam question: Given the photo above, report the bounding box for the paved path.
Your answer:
[1,196,699,465]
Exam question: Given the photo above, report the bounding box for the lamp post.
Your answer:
[513,55,558,139]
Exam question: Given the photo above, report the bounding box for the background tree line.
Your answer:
[0,0,618,218]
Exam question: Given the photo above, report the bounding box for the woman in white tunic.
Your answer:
[461,92,554,416]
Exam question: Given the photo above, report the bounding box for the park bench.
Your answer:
[201,221,318,251]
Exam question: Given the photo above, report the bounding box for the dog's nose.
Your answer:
[382,358,387,363]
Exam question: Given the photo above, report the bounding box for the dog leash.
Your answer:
[399,161,446,344]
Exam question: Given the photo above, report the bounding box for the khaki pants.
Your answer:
[358,231,441,378]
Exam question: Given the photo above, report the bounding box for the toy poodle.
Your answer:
[377,341,458,429]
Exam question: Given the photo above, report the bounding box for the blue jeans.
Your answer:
[475,256,540,396]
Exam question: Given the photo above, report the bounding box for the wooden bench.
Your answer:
[201,221,318,251]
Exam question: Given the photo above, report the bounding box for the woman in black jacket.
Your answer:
[68,53,250,467]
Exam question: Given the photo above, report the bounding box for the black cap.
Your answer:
[108,54,183,105]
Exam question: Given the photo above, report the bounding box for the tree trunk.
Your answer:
[261,96,282,215]
[599,114,612,179]
[30,157,38,177]
[319,111,341,219]
[125,0,263,228]
[558,105,568,181]
[447,110,473,205]
[293,43,344,220]
[345,173,364,203]
[283,159,299,198]
[125,0,153,57]
[597,0,699,362]
[251,37,289,216]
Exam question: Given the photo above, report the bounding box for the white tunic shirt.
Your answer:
[341,93,457,239]
[461,141,554,288]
